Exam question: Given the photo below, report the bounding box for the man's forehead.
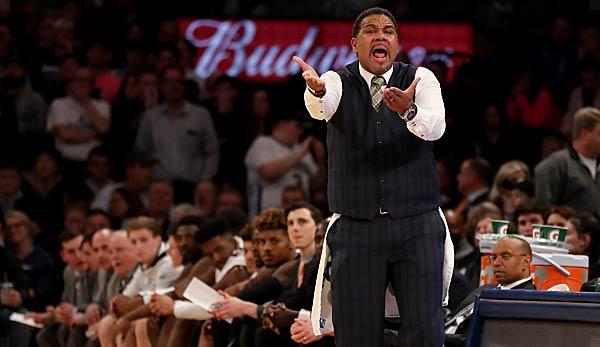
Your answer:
[360,14,396,28]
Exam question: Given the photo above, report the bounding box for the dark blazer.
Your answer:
[445,279,536,347]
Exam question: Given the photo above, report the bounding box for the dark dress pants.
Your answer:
[328,209,445,347]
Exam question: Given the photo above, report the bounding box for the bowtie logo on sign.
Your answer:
[179,19,473,82]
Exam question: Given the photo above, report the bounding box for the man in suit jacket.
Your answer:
[36,230,97,347]
[445,236,536,347]
[294,6,447,347]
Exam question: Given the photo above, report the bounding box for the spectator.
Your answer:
[210,75,252,191]
[454,158,492,219]
[281,185,306,209]
[506,66,562,132]
[135,65,219,200]
[194,179,218,217]
[1,54,48,139]
[92,150,155,212]
[562,61,600,134]
[565,213,600,278]
[215,188,244,214]
[245,113,324,217]
[16,149,66,253]
[489,160,532,219]
[458,202,503,288]
[84,209,111,236]
[513,200,549,237]
[85,41,121,103]
[147,180,174,235]
[64,204,86,233]
[107,187,146,229]
[535,107,600,216]
[4,211,55,312]
[248,88,274,138]
[46,66,110,179]
[0,163,23,215]
[84,146,112,197]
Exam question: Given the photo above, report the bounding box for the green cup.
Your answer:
[490,219,510,235]
[532,224,567,242]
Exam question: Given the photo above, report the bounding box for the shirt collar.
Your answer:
[467,187,489,203]
[358,63,394,87]
[499,276,532,290]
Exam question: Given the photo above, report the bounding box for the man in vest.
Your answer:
[294,6,446,347]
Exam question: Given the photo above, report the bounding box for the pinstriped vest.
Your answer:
[326,61,439,220]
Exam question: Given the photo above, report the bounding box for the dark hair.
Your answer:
[465,158,492,185]
[126,216,162,237]
[88,209,110,220]
[501,178,534,197]
[253,208,287,233]
[195,217,230,245]
[571,213,600,257]
[170,215,205,236]
[547,206,578,222]
[111,187,146,218]
[87,146,110,160]
[81,232,94,247]
[218,207,247,234]
[160,64,184,81]
[58,229,82,244]
[352,7,397,37]
[284,201,323,225]
[513,200,551,225]
[238,223,255,241]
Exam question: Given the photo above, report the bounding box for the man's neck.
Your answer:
[15,240,34,260]
[272,129,292,147]
[573,140,596,159]
[299,243,316,261]
[166,100,184,115]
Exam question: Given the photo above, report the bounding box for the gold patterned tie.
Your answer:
[370,76,385,111]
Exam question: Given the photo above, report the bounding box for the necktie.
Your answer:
[297,261,305,288]
[370,76,385,111]
[74,274,88,310]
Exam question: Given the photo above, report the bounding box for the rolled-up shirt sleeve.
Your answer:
[303,71,342,122]
[405,67,446,141]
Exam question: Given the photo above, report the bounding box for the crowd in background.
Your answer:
[0,0,599,346]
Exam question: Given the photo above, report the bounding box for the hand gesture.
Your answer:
[85,303,103,325]
[148,294,174,316]
[293,56,325,94]
[291,318,322,345]
[382,77,421,113]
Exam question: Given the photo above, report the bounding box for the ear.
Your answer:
[579,233,591,251]
[351,38,357,53]
[60,249,67,263]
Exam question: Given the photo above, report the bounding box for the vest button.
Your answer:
[379,178,384,183]
[378,140,383,144]
[376,121,382,125]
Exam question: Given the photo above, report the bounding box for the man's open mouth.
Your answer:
[371,46,389,62]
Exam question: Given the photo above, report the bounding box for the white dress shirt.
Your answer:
[303,62,446,141]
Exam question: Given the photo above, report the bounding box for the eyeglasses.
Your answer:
[6,222,24,230]
[488,253,528,262]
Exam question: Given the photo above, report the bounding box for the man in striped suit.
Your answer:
[294,6,447,347]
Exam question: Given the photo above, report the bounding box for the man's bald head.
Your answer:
[91,228,112,270]
[109,230,138,277]
[491,236,533,285]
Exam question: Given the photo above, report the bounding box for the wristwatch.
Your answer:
[400,103,418,121]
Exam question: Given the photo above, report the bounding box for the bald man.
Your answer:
[93,231,138,345]
[445,236,536,346]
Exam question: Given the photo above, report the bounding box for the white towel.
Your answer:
[310,208,454,335]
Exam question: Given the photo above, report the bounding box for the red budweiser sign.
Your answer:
[179,19,472,82]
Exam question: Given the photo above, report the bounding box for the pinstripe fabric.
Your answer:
[326,61,439,220]
[328,210,445,347]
